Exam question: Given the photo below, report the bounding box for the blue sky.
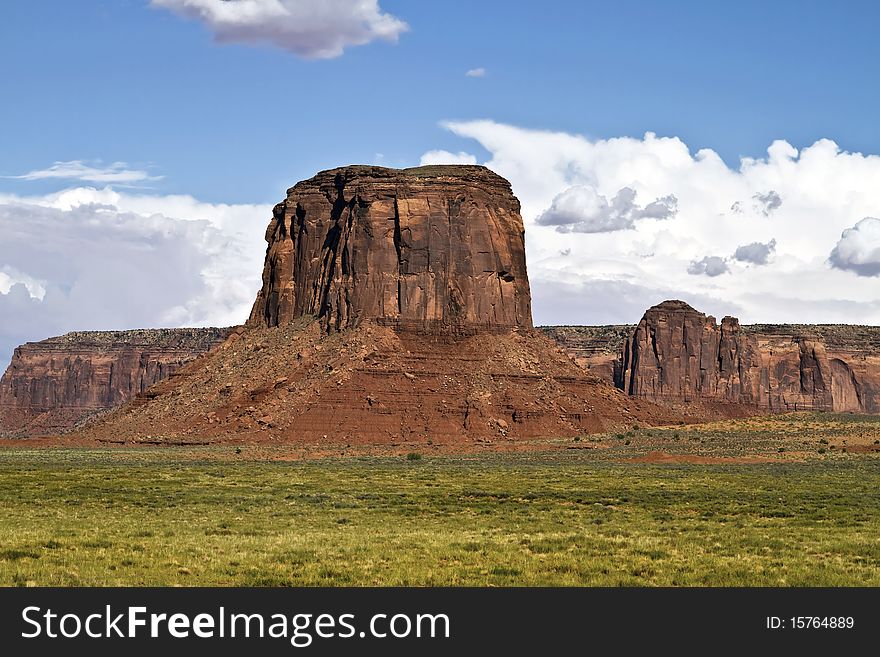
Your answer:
[3,1,879,202]
[2,0,880,365]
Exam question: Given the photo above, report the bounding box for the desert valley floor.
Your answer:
[2,412,878,587]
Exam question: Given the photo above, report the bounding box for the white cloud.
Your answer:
[152,0,408,59]
[0,265,46,299]
[4,160,158,184]
[418,150,478,166]
[465,68,486,78]
[536,185,677,233]
[734,239,777,265]
[829,217,880,276]
[425,120,880,324]
[0,188,270,367]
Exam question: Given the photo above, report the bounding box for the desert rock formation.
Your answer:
[248,165,532,334]
[620,300,762,405]
[79,321,680,445]
[75,166,678,444]
[0,328,229,437]
[7,162,879,442]
[545,301,880,414]
[745,324,880,413]
[4,299,879,440]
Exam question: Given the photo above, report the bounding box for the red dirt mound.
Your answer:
[79,320,688,446]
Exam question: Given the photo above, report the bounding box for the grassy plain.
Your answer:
[0,413,878,586]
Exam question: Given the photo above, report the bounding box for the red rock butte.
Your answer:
[248,165,533,334]
[63,165,681,445]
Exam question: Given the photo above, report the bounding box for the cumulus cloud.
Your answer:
[0,188,270,367]
[536,185,677,233]
[829,218,880,276]
[734,239,777,265]
[424,120,880,324]
[152,0,408,58]
[4,160,158,184]
[465,68,486,78]
[418,150,478,166]
[687,256,729,277]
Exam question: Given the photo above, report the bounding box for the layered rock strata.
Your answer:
[0,328,229,437]
[19,162,879,442]
[540,325,632,383]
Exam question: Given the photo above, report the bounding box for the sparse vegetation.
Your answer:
[1,414,879,586]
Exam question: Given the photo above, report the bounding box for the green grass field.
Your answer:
[2,417,879,586]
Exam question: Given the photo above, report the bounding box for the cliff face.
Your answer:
[620,301,763,405]
[599,301,880,413]
[248,165,532,334]
[747,328,880,414]
[0,328,229,437]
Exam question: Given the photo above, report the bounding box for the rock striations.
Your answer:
[562,300,880,414]
[0,328,229,437]
[248,166,532,334]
